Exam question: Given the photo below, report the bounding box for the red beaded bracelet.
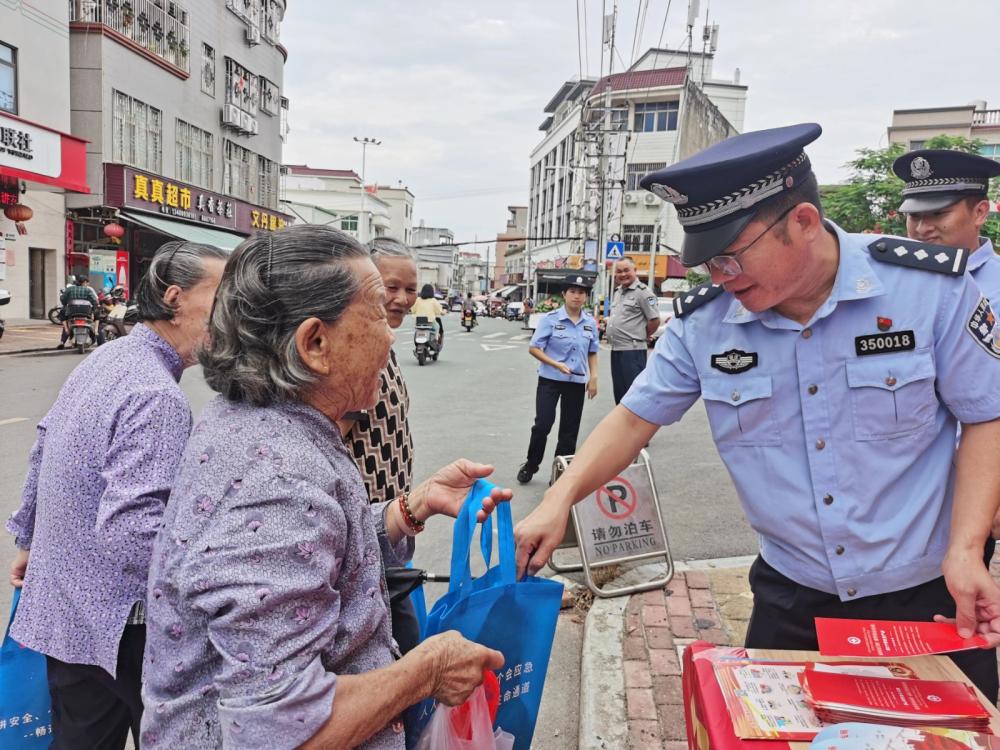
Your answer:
[397,493,425,534]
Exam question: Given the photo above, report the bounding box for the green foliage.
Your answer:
[535,294,564,313]
[685,269,710,288]
[822,135,999,246]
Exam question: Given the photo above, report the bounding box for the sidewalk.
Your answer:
[581,554,1000,749]
[0,319,61,355]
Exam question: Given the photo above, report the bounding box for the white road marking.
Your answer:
[480,343,519,352]
[0,417,29,426]
[483,332,507,339]
[510,334,532,341]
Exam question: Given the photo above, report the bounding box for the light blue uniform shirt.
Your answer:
[968,237,1000,309]
[531,307,600,385]
[623,222,1000,601]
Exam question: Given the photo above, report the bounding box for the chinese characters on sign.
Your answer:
[0,126,32,161]
[132,172,238,226]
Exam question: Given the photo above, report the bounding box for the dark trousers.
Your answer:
[610,349,648,405]
[526,376,586,469]
[46,625,145,750]
[745,553,999,704]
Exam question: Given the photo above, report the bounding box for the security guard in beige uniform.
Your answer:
[606,257,660,404]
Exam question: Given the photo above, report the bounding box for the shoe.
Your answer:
[56,343,65,350]
[517,463,537,484]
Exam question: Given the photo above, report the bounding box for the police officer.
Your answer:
[514,124,1000,700]
[893,149,1000,306]
[517,276,599,484]
[607,257,660,404]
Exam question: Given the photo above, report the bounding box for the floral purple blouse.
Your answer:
[141,396,414,750]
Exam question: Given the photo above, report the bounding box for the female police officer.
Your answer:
[517,276,599,484]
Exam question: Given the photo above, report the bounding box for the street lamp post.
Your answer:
[353,136,381,242]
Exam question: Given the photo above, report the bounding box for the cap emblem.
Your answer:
[650,183,689,205]
[910,156,933,180]
[575,276,584,284]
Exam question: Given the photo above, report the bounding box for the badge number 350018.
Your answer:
[854,330,915,356]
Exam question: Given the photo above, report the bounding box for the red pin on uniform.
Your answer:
[877,317,892,331]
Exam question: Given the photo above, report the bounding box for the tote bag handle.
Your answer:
[448,480,517,595]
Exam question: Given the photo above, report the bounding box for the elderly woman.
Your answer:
[141,225,507,750]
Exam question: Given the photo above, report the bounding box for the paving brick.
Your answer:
[717,592,754,621]
[665,596,692,617]
[627,687,658,720]
[709,568,750,595]
[684,570,710,589]
[652,674,684,705]
[665,579,689,599]
[692,607,719,628]
[697,627,730,645]
[669,615,698,639]
[643,605,669,627]
[624,634,648,660]
[639,588,666,607]
[625,610,643,636]
[625,659,653,689]
[628,719,662,750]
[688,587,715,609]
[645,626,674,650]
[658,702,687,740]
[649,648,682,676]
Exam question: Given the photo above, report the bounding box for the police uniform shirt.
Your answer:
[622,222,1000,602]
[607,280,659,350]
[530,306,600,384]
[968,238,1000,309]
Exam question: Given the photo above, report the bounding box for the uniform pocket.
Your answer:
[845,350,937,440]
[702,374,781,446]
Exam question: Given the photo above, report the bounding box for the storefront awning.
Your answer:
[494,285,520,298]
[0,111,90,193]
[121,211,246,251]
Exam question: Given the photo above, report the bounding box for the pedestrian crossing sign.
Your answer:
[606,241,625,260]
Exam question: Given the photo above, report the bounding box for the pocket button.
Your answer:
[885,376,897,386]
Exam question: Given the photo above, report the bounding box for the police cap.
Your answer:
[639,123,822,267]
[893,149,1000,213]
[562,274,594,292]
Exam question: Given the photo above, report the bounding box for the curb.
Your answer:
[0,346,60,356]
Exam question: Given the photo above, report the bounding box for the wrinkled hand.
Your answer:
[587,377,598,400]
[408,460,513,523]
[423,631,505,706]
[9,549,29,588]
[514,498,571,579]
[940,550,1000,644]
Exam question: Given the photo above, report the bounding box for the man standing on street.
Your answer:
[606,257,659,404]
[893,149,1000,306]
[7,241,227,749]
[515,124,1000,702]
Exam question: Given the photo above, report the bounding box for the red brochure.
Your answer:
[815,617,988,658]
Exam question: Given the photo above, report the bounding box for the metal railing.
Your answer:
[973,109,1000,127]
[70,0,191,73]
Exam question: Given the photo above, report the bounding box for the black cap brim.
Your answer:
[680,212,755,267]
[899,191,983,214]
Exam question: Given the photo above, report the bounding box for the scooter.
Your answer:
[66,298,96,354]
[0,288,9,340]
[413,316,441,366]
[462,310,476,332]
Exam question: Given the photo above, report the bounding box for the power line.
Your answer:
[656,0,674,48]
[582,0,590,73]
[576,0,585,79]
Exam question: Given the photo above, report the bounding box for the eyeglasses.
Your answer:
[696,205,796,277]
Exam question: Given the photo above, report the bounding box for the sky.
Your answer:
[281,0,997,254]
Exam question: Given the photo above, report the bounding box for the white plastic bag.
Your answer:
[414,685,515,750]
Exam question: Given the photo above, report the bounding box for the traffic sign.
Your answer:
[606,241,625,260]
[596,477,637,519]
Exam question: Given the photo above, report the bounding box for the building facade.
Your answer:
[0,1,89,320]
[451,251,486,295]
[526,47,747,297]
[412,221,454,291]
[66,0,292,294]
[495,205,527,287]
[888,100,1000,159]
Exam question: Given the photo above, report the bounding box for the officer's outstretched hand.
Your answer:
[939,552,1000,646]
[515,498,571,578]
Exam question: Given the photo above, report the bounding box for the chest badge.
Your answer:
[711,349,758,374]
[855,330,915,356]
[877,316,892,332]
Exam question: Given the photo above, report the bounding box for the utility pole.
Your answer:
[352,136,381,243]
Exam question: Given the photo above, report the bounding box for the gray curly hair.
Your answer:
[199,225,370,406]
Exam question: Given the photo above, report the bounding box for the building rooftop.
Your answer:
[284,165,360,179]
[589,66,687,97]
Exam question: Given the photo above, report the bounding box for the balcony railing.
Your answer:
[973,109,1000,127]
[70,0,191,73]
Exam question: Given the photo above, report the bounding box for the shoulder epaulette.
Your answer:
[673,283,725,318]
[868,237,969,276]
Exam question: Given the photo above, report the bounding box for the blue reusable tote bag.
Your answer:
[0,589,53,749]
[409,480,563,750]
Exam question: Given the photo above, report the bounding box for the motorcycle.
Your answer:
[462,309,476,332]
[66,298,96,354]
[97,287,137,344]
[0,288,9,339]
[413,316,441,366]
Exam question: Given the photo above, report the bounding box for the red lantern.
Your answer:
[103,222,126,240]
[3,203,33,222]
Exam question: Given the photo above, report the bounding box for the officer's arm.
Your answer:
[640,293,660,337]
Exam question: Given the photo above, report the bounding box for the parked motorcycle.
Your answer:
[66,298,96,354]
[0,288,9,340]
[462,310,476,332]
[98,299,138,344]
[413,316,441,366]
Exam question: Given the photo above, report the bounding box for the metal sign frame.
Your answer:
[547,450,673,598]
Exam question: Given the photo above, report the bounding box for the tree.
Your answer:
[823,135,999,246]
[685,268,710,288]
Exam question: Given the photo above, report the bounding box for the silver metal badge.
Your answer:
[650,183,688,205]
[910,156,933,180]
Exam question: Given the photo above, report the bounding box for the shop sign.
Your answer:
[0,114,61,178]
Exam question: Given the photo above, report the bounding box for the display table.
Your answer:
[681,640,1000,749]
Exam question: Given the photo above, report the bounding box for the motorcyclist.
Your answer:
[411,283,445,349]
[461,292,477,325]
[57,275,99,350]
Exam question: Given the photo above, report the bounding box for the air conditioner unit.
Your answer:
[246,24,261,45]
[623,193,638,204]
[247,116,259,136]
[221,104,241,128]
[644,193,658,205]
[239,111,253,133]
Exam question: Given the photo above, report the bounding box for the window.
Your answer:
[908,140,925,151]
[0,42,16,114]
[633,101,679,132]
[111,90,162,172]
[258,156,279,209]
[979,144,1000,162]
[623,224,655,254]
[176,120,214,189]
[225,57,259,115]
[223,139,254,200]
[279,97,290,142]
[260,77,279,115]
[610,108,629,132]
[262,0,282,42]
[626,162,666,191]
[201,44,215,97]
[341,216,358,232]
